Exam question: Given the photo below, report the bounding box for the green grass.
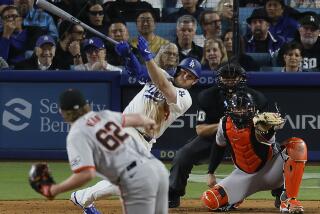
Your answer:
[0,161,319,200]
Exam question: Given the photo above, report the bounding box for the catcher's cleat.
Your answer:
[280,198,304,213]
[216,199,244,212]
[71,191,101,214]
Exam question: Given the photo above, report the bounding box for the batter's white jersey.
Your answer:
[123,81,192,139]
[66,110,152,184]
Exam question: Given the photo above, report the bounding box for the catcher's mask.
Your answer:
[227,91,255,129]
[216,62,246,94]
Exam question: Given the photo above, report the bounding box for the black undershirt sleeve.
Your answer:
[208,142,226,174]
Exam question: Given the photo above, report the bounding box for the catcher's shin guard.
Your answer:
[283,137,307,198]
[201,185,228,210]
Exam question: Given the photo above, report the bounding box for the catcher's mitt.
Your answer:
[253,112,285,134]
[29,163,55,199]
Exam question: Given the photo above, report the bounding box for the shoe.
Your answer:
[71,191,101,214]
[280,198,304,213]
[275,195,281,209]
[217,200,244,211]
[168,191,180,208]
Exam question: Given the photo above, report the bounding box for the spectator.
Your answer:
[106,19,143,66]
[0,5,29,66]
[162,0,205,23]
[54,21,86,70]
[73,37,122,72]
[194,10,221,47]
[83,0,110,39]
[201,38,228,72]
[175,15,203,61]
[13,0,59,43]
[216,0,233,35]
[103,0,155,22]
[281,42,306,72]
[222,29,259,71]
[14,35,58,70]
[154,42,179,75]
[130,9,169,54]
[264,0,299,42]
[277,14,320,71]
[244,8,284,56]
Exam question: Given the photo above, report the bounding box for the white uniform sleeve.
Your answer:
[216,118,227,147]
[167,87,192,114]
[67,130,95,173]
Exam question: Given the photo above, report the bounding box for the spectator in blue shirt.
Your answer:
[244,8,285,56]
[0,5,29,66]
[13,0,58,45]
[264,0,299,42]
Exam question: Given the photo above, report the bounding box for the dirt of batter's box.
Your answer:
[0,199,319,213]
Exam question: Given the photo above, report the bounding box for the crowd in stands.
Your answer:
[0,0,319,73]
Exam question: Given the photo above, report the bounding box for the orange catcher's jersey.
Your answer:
[123,82,192,139]
[66,110,152,184]
[216,116,274,173]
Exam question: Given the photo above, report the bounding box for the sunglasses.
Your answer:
[89,11,104,16]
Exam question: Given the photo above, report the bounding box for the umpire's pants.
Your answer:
[169,135,213,196]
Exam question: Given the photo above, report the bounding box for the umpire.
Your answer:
[168,62,270,208]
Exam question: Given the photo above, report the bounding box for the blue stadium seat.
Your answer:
[246,52,274,68]
[127,22,177,42]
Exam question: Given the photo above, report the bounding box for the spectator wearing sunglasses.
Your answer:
[83,0,110,39]
[0,5,29,66]
[73,37,122,72]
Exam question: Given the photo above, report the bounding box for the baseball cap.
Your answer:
[36,35,56,47]
[246,8,271,24]
[83,37,105,51]
[299,14,320,29]
[59,89,87,111]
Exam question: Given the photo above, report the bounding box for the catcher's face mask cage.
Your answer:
[227,92,255,129]
[216,63,246,94]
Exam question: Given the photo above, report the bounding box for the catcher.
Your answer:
[201,91,307,213]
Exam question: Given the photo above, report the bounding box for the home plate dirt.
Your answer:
[0,199,319,213]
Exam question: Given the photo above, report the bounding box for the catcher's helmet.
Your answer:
[175,57,202,78]
[216,62,246,94]
[226,91,255,129]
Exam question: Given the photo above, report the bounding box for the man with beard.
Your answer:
[244,8,284,56]
[15,35,58,70]
[277,13,320,71]
[175,15,203,61]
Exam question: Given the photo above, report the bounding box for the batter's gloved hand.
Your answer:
[115,41,131,57]
[253,112,285,134]
[137,35,154,61]
[29,163,55,199]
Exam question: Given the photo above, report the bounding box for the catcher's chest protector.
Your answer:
[225,117,270,173]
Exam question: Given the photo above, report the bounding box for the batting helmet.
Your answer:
[226,91,255,129]
[174,57,202,78]
[216,62,246,94]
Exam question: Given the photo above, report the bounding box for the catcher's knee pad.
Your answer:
[201,185,228,210]
[283,137,307,198]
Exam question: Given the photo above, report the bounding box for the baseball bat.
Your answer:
[35,0,119,45]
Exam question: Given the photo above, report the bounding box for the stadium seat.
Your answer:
[246,52,274,68]
[260,66,283,72]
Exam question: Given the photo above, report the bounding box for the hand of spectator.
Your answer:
[115,41,131,57]
[137,35,154,61]
[2,19,16,38]
[68,41,81,57]
[91,61,107,71]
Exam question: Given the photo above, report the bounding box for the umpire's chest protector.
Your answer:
[225,117,268,174]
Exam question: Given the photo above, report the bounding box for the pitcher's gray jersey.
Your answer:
[67,110,151,183]
[123,82,192,139]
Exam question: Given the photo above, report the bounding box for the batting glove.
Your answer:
[115,42,131,57]
[137,35,154,61]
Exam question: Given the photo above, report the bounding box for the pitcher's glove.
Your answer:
[253,112,285,134]
[29,163,55,199]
